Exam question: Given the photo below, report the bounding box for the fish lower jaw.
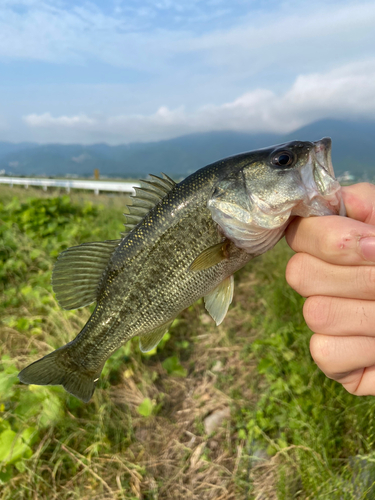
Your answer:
[319,188,346,216]
[322,186,341,205]
[292,189,345,217]
[333,192,346,216]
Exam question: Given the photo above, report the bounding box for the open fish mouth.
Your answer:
[314,137,335,177]
[293,137,346,218]
[320,187,345,215]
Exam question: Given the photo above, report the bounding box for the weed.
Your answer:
[1,186,375,499]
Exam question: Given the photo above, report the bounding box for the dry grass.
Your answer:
[101,270,264,499]
[4,186,341,499]
[1,255,266,499]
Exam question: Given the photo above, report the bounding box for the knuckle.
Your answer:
[360,266,375,295]
[310,334,351,381]
[285,253,306,293]
[309,333,334,367]
[303,296,336,333]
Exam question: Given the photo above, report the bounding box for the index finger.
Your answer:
[285,183,375,266]
[342,183,375,225]
[285,217,375,265]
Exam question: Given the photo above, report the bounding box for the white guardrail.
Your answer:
[0,177,139,195]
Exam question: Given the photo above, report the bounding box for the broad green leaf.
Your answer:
[137,398,154,417]
[16,387,64,427]
[0,465,12,484]
[162,356,187,377]
[0,430,32,465]
[0,371,19,401]
[21,427,38,446]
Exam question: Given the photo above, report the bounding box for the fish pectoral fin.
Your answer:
[189,240,229,272]
[52,239,121,310]
[139,320,174,353]
[204,275,234,326]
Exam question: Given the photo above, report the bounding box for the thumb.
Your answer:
[342,183,375,225]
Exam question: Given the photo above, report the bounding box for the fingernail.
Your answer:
[359,237,375,262]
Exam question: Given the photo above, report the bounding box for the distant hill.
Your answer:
[282,119,375,178]
[0,119,374,179]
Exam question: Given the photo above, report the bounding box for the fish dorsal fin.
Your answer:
[204,275,234,326]
[139,320,174,353]
[189,240,229,272]
[52,240,120,310]
[123,173,176,235]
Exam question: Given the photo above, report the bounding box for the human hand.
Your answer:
[285,183,375,396]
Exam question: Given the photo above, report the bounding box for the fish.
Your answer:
[18,137,345,402]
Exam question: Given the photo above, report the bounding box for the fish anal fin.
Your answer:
[52,240,120,310]
[139,320,173,353]
[189,240,229,272]
[204,275,234,326]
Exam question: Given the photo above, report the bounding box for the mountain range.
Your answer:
[0,119,374,180]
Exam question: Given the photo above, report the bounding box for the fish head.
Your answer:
[208,138,346,253]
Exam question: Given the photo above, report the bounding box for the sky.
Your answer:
[0,0,374,144]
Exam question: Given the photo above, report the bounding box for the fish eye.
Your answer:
[271,151,295,168]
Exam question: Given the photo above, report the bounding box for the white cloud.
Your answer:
[24,112,97,127]
[4,1,375,144]
[1,0,375,146]
[0,0,374,77]
[72,153,91,163]
[22,60,375,144]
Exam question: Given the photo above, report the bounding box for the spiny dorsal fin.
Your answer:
[139,319,174,353]
[149,173,175,190]
[204,275,234,326]
[52,240,120,310]
[123,173,176,235]
[189,240,229,272]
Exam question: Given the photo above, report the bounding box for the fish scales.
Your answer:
[18,138,345,402]
[73,161,251,368]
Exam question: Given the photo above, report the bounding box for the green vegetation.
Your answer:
[1,185,375,499]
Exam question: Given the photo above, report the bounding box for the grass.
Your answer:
[1,184,375,499]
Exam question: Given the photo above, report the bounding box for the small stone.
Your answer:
[208,440,219,450]
[204,407,230,435]
[211,360,223,372]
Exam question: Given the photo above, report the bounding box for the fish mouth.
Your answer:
[293,137,346,218]
[314,137,334,177]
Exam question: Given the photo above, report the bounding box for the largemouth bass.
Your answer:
[18,138,345,402]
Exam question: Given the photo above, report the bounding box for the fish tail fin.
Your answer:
[18,345,102,403]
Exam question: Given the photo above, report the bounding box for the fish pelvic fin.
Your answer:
[204,275,234,326]
[18,345,102,403]
[139,319,174,353]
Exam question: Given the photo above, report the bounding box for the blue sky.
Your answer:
[0,0,375,144]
